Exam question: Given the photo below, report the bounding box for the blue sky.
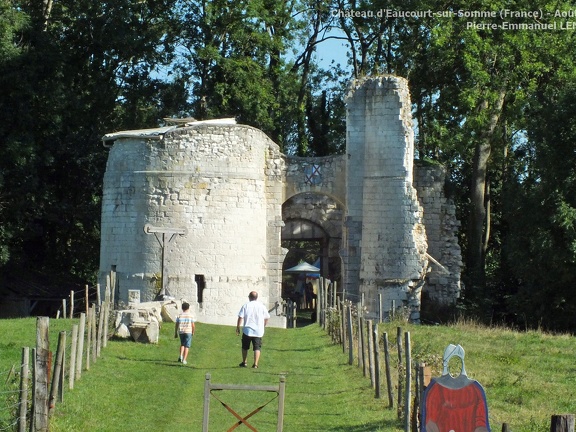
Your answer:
[313,29,351,71]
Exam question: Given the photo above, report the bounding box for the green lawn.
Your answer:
[48,319,394,431]
[1,316,575,431]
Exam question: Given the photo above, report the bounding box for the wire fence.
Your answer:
[0,274,115,432]
[0,365,21,432]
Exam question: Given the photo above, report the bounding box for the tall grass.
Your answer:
[1,316,575,431]
[381,318,576,432]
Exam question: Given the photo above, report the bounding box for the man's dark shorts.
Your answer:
[242,333,262,351]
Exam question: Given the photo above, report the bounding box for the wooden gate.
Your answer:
[202,373,286,432]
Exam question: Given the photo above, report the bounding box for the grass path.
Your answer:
[5,316,576,432]
[50,321,398,431]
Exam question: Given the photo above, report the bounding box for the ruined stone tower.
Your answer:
[100,121,286,326]
[99,76,462,326]
[342,76,429,320]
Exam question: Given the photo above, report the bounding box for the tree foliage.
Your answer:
[2,0,576,330]
[332,0,576,328]
[170,0,346,153]
[0,0,185,281]
[501,81,576,331]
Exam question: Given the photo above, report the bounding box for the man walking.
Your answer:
[236,291,270,368]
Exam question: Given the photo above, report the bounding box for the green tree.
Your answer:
[0,0,186,281]
[0,0,29,266]
[331,0,576,326]
[502,79,576,331]
[171,0,347,155]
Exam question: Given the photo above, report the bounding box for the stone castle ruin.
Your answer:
[99,75,462,327]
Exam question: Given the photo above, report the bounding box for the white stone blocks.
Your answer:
[100,76,462,328]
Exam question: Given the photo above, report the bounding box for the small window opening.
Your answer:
[195,275,206,306]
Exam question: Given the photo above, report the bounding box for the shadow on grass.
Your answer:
[295,309,316,328]
[326,418,400,432]
[296,317,315,328]
[267,346,318,352]
[113,354,277,371]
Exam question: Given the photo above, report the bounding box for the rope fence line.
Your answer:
[54,283,101,320]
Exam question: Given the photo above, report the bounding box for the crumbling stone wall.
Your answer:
[343,76,429,321]
[100,123,286,326]
[414,161,462,303]
[99,76,463,327]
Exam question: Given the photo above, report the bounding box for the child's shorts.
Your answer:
[179,333,193,348]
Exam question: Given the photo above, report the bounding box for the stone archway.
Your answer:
[281,192,343,285]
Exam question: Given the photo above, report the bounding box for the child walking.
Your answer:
[175,302,196,365]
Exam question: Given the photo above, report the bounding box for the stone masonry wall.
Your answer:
[99,76,463,328]
[414,161,462,303]
[344,76,429,320]
[99,124,285,327]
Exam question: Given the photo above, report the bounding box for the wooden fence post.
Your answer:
[339,298,346,353]
[323,279,329,330]
[397,326,404,418]
[316,278,322,326]
[102,301,110,349]
[48,331,66,417]
[367,320,375,387]
[34,317,50,432]
[110,267,117,308]
[69,325,78,389]
[59,331,65,403]
[359,316,366,374]
[373,326,381,399]
[30,347,36,430]
[551,415,575,432]
[383,332,394,408]
[85,285,89,315]
[357,305,363,369]
[91,304,97,364]
[356,310,361,368]
[69,290,74,319]
[114,268,118,308]
[404,331,411,432]
[332,282,337,308]
[86,307,92,371]
[76,312,86,379]
[100,280,104,306]
[412,363,422,432]
[97,302,105,357]
[18,347,29,432]
[318,278,323,328]
[347,305,354,365]
[340,299,345,347]
[277,376,286,432]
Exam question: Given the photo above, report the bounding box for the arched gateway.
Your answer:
[99,76,462,327]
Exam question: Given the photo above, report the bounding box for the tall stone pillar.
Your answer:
[343,76,428,320]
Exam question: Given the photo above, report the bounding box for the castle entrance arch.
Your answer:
[281,192,343,302]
